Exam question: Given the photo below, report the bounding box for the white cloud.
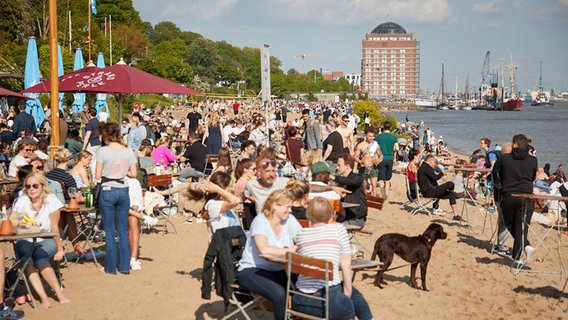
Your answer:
[270,0,452,25]
[161,0,238,21]
[470,0,522,14]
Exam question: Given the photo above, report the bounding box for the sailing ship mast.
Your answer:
[440,62,445,105]
[508,54,517,98]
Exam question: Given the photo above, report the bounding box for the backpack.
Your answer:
[484,150,496,168]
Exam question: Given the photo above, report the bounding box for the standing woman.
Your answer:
[237,189,302,320]
[95,122,138,274]
[9,172,70,308]
[202,112,224,154]
[281,126,305,166]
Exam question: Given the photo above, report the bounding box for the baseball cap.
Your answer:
[311,161,334,175]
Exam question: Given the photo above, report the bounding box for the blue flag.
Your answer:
[91,0,97,15]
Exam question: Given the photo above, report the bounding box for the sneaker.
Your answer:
[130,259,142,271]
[525,245,535,262]
[432,208,446,216]
[0,306,24,320]
[513,259,524,266]
[493,245,513,256]
[452,215,463,221]
[144,215,159,228]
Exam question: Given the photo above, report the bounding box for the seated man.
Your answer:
[329,154,368,228]
[417,155,462,220]
[178,133,207,181]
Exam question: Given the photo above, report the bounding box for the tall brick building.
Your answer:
[361,22,420,98]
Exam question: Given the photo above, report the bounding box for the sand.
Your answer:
[10,164,568,320]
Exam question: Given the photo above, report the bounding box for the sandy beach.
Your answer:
[10,163,568,320]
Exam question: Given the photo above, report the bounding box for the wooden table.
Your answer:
[0,231,56,309]
[0,178,18,193]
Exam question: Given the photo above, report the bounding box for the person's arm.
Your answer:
[254,234,296,255]
[354,145,364,165]
[50,210,65,261]
[127,162,137,178]
[333,173,364,188]
[82,130,92,150]
[300,144,306,164]
[95,161,103,180]
[340,254,352,297]
[166,149,177,162]
[202,126,209,144]
[202,181,242,212]
[323,144,333,161]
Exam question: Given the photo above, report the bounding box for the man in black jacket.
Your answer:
[498,134,538,264]
[417,155,461,220]
[11,103,36,139]
[330,154,367,228]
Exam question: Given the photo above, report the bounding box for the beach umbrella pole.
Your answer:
[49,0,60,151]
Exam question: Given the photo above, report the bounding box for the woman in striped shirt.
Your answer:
[293,197,374,320]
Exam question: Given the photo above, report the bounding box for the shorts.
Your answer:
[359,165,378,179]
[378,159,394,181]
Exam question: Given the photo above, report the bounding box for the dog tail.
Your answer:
[371,240,379,261]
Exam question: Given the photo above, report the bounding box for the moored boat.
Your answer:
[501,98,522,111]
[531,61,554,106]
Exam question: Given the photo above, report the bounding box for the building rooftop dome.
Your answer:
[370,22,407,34]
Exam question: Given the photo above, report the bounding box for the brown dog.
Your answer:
[371,223,447,291]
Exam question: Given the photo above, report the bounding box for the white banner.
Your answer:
[261,44,271,102]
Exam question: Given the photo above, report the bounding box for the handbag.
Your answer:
[92,182,101,202]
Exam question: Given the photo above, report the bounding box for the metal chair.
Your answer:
[284,251,333,320]
[146,173,177,234]
[403,174,434,216]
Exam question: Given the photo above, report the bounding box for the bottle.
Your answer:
[85,187,92,208]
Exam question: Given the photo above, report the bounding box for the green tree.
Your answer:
[187,37,220,83]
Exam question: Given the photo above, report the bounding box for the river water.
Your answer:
[389,102,568,168]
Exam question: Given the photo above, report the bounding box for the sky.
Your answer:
[132,0,568,94]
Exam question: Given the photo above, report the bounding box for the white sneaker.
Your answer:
[525,245,535,262]
[144,215,159,228]
[130,258,142,271]
[432,208,446,215]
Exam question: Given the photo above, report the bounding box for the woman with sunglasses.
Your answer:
[9,172,70,308]
[237,189,302,320]
[8,142,34,177]
[95,122,137,274]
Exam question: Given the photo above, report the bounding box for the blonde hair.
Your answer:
[305,149,323,167]
[24,171,53,201]
[262,189,294,219]
[306,197,333,223]
[155,136,170,147]
[285,180,309,202]
[74,150,92,167]
[54,148,72,163]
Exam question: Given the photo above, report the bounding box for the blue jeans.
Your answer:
[293,283,373,320]
[237,268,288,320]
[99,187,131,274]
[16,238,57,269]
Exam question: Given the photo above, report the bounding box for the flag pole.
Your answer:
[109,15,113,65]
[68,11,72,51]
[88,0,91,62]
[49,0,60,152]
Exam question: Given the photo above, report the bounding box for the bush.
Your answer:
[353,101,397,131]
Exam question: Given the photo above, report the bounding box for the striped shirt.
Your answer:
[295,223,351,292]
[46,168,77,202]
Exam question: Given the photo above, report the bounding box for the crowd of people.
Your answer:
[1,95,567,319]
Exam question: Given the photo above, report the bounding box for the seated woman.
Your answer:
[293,197,373,320]
[151,136,177,171]
[9,172,70,308]
[137,139,154,173]
[70,150,92,188]
[234,158,257,230]
[187,171,241,233]
[406,149,420,201]
[237,189,302,320]
[286,180,309,219]
[211,147,232,175]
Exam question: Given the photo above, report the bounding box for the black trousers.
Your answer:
[501,196,533,260]
[423,181,457,209]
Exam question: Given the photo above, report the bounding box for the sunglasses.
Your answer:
[262,161,277,169]
[24,149,33,152]
[35,165,44,170]
[25,183,41,190]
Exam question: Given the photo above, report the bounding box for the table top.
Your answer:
[0,231,56,242]
[512,193,568,202]
[0,178,18,186]
[61,204,97,213]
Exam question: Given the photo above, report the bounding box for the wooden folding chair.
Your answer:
[204,154,219,176]
[350,195,384,258]
[284,251,333,320]
[297,219,311,228]
[146,173,177,234]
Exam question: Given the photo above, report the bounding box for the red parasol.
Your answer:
[0,87,30,99]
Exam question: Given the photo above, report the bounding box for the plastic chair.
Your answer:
[284,251,333,320]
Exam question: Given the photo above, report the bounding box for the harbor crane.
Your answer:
[292,53,323,74]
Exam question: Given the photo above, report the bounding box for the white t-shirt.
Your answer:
[244,177,290,215]
[238,213,302,272]
[8,154,28,177]
[126,178,144,210]
[308,181,341,200]
[204,199,240,233]
[98,111,109,122]
[13,193,64,242]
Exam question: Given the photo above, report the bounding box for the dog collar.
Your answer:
[420,234,431,243]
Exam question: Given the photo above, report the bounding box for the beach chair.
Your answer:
[204,154,219,176]
[350,195,384,258]
[284,251,333,320]
[146,173,177,234]
[403,174,434,216]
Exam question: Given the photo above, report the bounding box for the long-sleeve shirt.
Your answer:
[152,145,177,170]
[417,162,443,194]
[334,171,367,220]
